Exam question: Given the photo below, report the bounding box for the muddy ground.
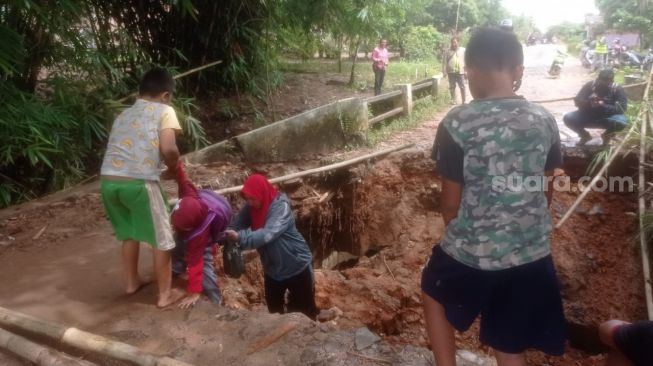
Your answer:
[0,45,647,365]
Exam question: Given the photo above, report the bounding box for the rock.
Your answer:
[575,206,588,215]
[588,204,604,216]
[313,332,328,342]
[354,327,380,351]
[457,349,497,366]
[317,307,343,322]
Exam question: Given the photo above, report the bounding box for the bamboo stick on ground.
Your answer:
[639,110,653,320]
[0,327,98,366]
[247,322,298,355]
[0,307,195,366]
[215,143,415,195]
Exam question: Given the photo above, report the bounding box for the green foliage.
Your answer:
[547,21,585,54]
[0,25,25,75]
[427,0,508,33]
[595,0,653,46]
[0,0,212,207]
[0,82,107,207]
[403,26,442,60]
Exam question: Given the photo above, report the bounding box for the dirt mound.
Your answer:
[0,149,644,366]
[210,150,644,366]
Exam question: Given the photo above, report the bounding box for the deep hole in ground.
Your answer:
[214,149,645,365]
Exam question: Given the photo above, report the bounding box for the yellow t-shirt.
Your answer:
[101,99,182,181]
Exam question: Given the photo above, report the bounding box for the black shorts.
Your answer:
[421,245,567,355]
[614,321,653,366]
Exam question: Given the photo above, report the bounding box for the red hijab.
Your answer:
[241,174,278,230]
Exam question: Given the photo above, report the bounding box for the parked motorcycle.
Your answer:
[580,47,594,69]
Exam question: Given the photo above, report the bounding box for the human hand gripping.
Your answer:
[224,230,239,241]
[178,293,201,309]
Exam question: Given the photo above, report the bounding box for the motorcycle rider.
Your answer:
[563,69,628,146]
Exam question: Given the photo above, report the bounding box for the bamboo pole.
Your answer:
[531,83,647,104]
[214,143,415,195]
[0,327,98,366]
[639,109,653,320]
[556,67,653,228]
[117,60,223,103]
[0,307,195,366]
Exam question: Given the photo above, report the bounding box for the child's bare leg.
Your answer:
[122,240,144,294]
[494,350,527,366]
[154,248,184,307]
[122,240,153,294]
[422,291,456,366]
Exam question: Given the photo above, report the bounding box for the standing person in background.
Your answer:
[372,39,389,96]
[594,35,609,71]
[446,37,466,104]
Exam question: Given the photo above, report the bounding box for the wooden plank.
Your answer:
[365,90,402,104]
[369,107,404,125]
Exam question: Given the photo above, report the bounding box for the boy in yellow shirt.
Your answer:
[100,67,184,307]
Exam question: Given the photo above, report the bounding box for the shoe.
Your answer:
[578,132,592,146]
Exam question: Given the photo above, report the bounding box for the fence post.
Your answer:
[431,74,443,99]
[396,83,413,116]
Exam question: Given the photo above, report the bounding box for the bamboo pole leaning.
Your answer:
[0,307,195,366]
[639,109,653,320]
[117,60,223,103]
[556,67,653,228]
[215,143,415,195]
[0,327,98,366]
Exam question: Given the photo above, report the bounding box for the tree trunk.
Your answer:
[337,36,343,73]
[348,37,361,86]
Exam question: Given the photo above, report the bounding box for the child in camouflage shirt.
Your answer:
[421,28,566,366]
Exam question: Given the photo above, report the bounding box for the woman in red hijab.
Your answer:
[225,174,317,319]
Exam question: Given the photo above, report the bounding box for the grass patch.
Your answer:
[366,91,450,146]
[281,58,442,92]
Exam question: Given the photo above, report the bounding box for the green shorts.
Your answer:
[101,179,175,251]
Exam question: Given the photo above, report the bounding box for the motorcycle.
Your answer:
[549,50,567,78]
[580,47,594,69]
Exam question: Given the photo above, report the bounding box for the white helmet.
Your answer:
[499,19,513,30]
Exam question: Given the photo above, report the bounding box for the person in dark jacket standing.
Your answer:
[563,69,628,146]
[224,174,318,319]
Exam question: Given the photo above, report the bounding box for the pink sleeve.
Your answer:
[372,48,380,62]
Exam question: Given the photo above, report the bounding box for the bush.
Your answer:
[403,26,443,61]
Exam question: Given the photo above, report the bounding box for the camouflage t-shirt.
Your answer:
[432,97,562,270]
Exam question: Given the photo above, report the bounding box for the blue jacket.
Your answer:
[234,193,312,281]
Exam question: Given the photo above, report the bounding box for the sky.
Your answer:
[501,0,599,31]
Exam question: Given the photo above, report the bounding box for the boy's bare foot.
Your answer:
[125,275,154,295]
[157,288,185,308]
